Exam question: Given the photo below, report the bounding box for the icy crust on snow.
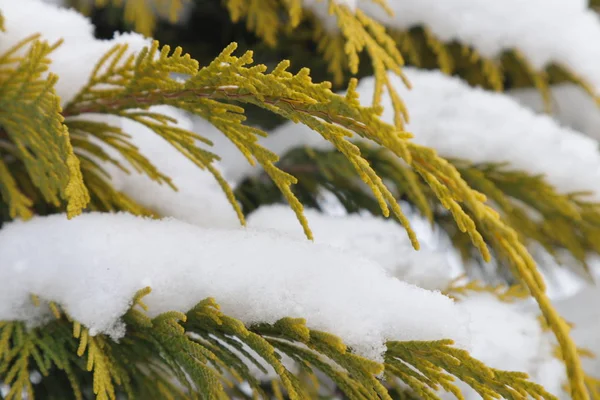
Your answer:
[0,0,151,105]
[0,212,470,361]
[248,205,455,290]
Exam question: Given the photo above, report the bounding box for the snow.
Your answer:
[368,69,600,199]
[0,1,592,394]
[450,293,566,399]
[555,285,600,379]
[0,0,151,105]
[103,107,242,229]
[0,212,470,361]
[248,205,456,290]
[511,84,600,142]
[241,69,600,201]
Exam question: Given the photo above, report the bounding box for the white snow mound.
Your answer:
[0,212,470,361]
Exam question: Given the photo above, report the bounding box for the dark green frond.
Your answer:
[0,295,560,400]
[236,143,600,282]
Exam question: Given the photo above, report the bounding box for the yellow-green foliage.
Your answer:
[445,277,530,303]
[61,40,422,242]
[226,0,412,128]
[94,0,412,128]
[238,143,600,398]
[0,5,594,400]
[220,0,600,117]
[0,291,560,400]
[259,144,600,278]
[58,38,590,396]
[80,0,600,120]
[0,35,89,220]
[224,0,301,47]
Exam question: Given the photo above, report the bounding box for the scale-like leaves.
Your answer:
[0,295,562,400]
[0,36,89,219]
[241,144,600,280]
[62,40,418,242]
[0,4,592,398]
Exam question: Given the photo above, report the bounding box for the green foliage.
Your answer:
[62,40,422,242]
[0,3,595,399]
[0,292,560,400]
[234,142,592,399]
[236,143,600,281]
[0,36,89,221]
[80,0,412,128]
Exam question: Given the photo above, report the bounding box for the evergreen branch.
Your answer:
[0,38,89,219]
[445,277,530,303]
[310,1,411,128]
[62,40,419,243]
[78,157,158,216]
[220,0,411,127]
[67,119,174,188]
[240,144,600,280]
[235,142,590,398]
[401,148,589,398]
[0,158,33,220]
[0,295,560,400]
[389,26,592,109]
[0,3,591,400]
[386,340,558,400]
[224,0,291,47]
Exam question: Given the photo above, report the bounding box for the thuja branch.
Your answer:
[61,41,420,244]
[64,86,377,138]
[59,41,589,397]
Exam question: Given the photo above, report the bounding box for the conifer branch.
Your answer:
[224,0,291,47]
[389,27,593,109]
[235,142,592,399]
[0,37,89,219]
[310,1,411,128]
[0,294,562,400]
[62,40,419,243]
[0,5,591,399]
[241,144,600,278]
